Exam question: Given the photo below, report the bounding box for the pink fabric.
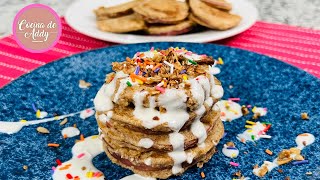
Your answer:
[0,18,319,88]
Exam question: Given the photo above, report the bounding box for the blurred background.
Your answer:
[0,0,319,37]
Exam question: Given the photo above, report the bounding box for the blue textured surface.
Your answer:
[0,42,319,180]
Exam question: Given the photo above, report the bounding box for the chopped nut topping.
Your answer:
[233,171,242,177]
[277,149,293,165]
[241,106,249,116]
[289,147,301,155]
[79,80,92,88]
[226,141,235,147]
[278,149,291,159]
[301,112,309,120]
[294,155,304,161]
[152,116,159,121]
[252,113,261,119]
[36,127,50,134]
[258,166,268,177]
[59,118,68,126]
[303,141,307,146]
[277,158,293,165]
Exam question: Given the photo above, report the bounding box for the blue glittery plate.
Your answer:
[0,42,319,180]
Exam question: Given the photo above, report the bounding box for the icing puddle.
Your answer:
[253,133,315,177]
[237,121,272,143]
[215,100,243,122]
[0,108,94,134]
[215,100,268,123]
[52,134,155,180]
[52,135,104,180]
[222,142,239,158]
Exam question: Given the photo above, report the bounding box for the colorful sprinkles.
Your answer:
[126,81,132,87]
[230,162,239,167]
[188,59,197,65]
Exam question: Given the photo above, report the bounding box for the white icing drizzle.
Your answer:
[216,100,242,122]
[204,97,213,107]
[182,53,202,62]
[114,77,131,102]
[191,105,207,146]
[133,50,160,59]
[61,127,80,138]
[144,158,152,166]
[189,75,219,148]
[252,107,268,116]
[222,144,239,158]
[208,74,224,99]
[168,132,187,175]
[52,135,104,180]
[253,133,315,177]
[138,138,154,149]
[133,89,189,131]
[189,78,205,106]
[168,151,187,175]
[295,133,315,150]
[36,111,48,119]
[94,71,128,111]
[80,108,95,119]
[0,108,93,134]
[186,152,195,164]
[237,122,271,143]
[98,111,113,124]
[172,48,204,62]
[169,132,185,150]
[120,174,156,180]
[208,65,221,75]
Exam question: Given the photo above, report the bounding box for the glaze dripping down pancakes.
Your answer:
[94,47,224,178]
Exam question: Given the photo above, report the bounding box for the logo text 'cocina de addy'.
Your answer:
[12,4,61,53]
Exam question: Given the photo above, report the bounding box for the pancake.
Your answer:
[96,97,219,134]
[94,47,224,178]
[94,1,138,20]
[201,0,232,11]
[133,0,189,24]
[100,109,220,152]
[146,20,195,35]
[189,0,241,30]
[97,14,146,33]
[103,120,224,179]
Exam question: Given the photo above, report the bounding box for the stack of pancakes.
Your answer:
[94,47,224,179]
[94,0,241,35]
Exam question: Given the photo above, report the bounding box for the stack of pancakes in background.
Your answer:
[94,47,225,178]
[94,0,241,35]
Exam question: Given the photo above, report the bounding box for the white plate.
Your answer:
[65,0,258,43]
